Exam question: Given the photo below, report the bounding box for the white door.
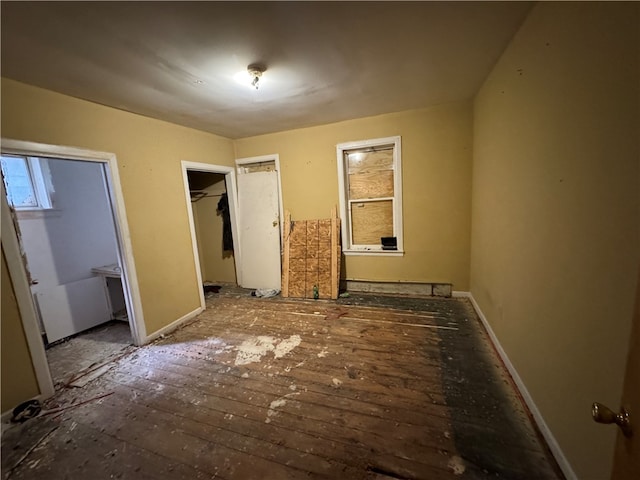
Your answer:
[236,169,281,290]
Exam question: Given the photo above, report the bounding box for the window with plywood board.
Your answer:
[337,136,403,255]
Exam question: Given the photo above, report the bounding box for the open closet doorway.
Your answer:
[181,162,240,308]
[1,139,143,392]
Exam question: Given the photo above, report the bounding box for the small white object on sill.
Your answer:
[91,263,122,278]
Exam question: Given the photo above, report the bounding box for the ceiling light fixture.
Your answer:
[247,64,265,90]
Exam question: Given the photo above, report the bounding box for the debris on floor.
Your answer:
[251,288,280,298]
[64,350,132,388]
[46,321,132,387]
[324,307,348,321]
[203,282,221,297]
[10,392,115,425]
[11,400,42,424]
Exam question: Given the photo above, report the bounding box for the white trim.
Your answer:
[1,182,55,401]
[336,136,403,255]
[30,157,53,209]
[181,161,241,302]
[452,290,471,298]
[343,249,404,257]
[144,306,204,343]
[1,138,146,346]
[467,292,577,480]
[235,154,285,243]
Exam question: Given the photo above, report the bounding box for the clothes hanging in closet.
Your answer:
[217,192,234,252]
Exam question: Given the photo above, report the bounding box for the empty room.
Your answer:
[1,2,638,479]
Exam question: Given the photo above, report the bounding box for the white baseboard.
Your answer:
[466,292,577,480]
[452,290,470,298]
[144,306,203,343]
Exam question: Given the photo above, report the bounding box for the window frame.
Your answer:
[336,135,403,256]
[1,155,53,210]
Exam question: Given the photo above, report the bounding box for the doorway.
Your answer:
[181,161,240,308]
[1,139,144,397]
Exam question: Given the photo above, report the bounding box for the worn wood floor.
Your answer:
[46,320,133,387]
[2,290,563,479]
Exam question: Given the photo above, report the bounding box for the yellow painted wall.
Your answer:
[1,79,235,335]
[1,247,40,412]
[235,102,473,290]
[193,178,237,283]
[470,2,639,478]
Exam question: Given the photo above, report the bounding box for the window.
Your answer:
[1,155,53,209]
[337,136,403,255]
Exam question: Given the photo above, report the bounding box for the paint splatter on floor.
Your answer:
[448,455,466,475]
[234,334,301,365]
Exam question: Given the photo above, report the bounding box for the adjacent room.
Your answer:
[1,2,638,480]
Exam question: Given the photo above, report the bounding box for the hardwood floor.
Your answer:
[2,290,563,479]
[45,320,133,387]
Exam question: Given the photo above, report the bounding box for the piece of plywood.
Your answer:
[281,208,340,299]
[351,200,393,245]
[347,150,394,200]
[346,149,393,174]
[331,206,338,298]
[281,211,292,297]
[348,171,394,199]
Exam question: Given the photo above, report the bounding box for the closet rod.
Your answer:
[190,192,226,203]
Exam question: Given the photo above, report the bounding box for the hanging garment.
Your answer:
[217,192,234,251]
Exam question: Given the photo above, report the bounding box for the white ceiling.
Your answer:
[1,1,532,139]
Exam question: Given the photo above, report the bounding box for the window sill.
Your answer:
[343,249,404,257]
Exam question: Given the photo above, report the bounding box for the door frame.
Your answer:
[181,161,241,309]
[1,180,55,402]
[1,139,146,354]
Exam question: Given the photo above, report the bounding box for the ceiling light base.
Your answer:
[247,64,265,90]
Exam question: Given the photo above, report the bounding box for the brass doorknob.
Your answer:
[592,402,633,438]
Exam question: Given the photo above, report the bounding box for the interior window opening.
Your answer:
[1,155,54,210]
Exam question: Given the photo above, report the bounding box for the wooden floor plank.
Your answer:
[105,364,455,462]
[130,346,449,405]
[126,352,452,421]
[99,377,453,479]
[7,418,211,480]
